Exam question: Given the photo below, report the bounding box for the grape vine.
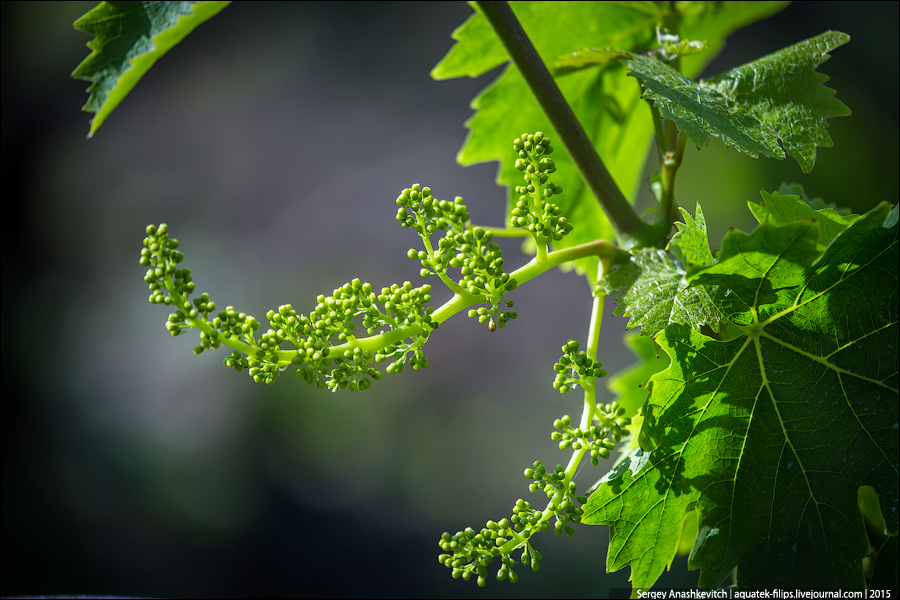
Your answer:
[69,0,898,594]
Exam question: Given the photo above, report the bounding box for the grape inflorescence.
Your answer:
[437,335,631,585]
[397,183,518,331]
[141,224,435,390]
[553,339,607,393]
[140,135,567,390]
[512,132,573,244]
[142,134,632,587]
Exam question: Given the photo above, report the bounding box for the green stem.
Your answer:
[476,225,529,238]
[527,184,549,263]
[475,1,661,249]
[493,259,609,558]
[653,125,688,233]
[163,235,629,372]
[418,215,468,296]
[649,101,668,161]
[268,239,628,366]
[535,240,548,264]
[585,258,608,368]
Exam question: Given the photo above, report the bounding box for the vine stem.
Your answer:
[653,117,688,233]
[475,0,664,249]
[566,258,609,481]
[325,239,627,360]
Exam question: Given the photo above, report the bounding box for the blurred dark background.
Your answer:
[2,2,897,598]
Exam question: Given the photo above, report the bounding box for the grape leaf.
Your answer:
[775,182,835,212]
[667,202,716,269]
[432,2,788,280]
[601,247,723,336]
[434,2,662,279]
[607,331,670,416]
[870,535,899,591]
[664,39,708,58]
[748,189,859,252]
[583,203,899,590]
[72,1,231,138]
[623,31,851,173]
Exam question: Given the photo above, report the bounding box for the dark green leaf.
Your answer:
[624,52,784,160]
[624,31,851,173]
[870,535,899,591]
[704,31,852,172]
[72,1,231,138]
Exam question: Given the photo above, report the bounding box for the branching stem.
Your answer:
[162,278,258,355]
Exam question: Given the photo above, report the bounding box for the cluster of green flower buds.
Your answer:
[438,525,507,587]
[452,228,517,331]
[437,499,547,586]
[397,184,517,331]
[523,460,585,533]
[142,224,191,306]
[436,340,626,586]
[216,307,285,385]
[143,226,274,385]
[143,225,229,354]
[142,224,439,390]
[511,132,573,243]
[553,339,607,393]
[265,305,327,369]
[396,184,469,238]
[551,405,631,466]
[437,403,629,585]
[302,279,436,343]
[281,278,436,391]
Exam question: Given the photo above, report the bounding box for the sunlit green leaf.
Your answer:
[607,331,670,416]
[667,202,715,269]
[666,38,709,57]
[554,48,629,75]
[601,247,723,336]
